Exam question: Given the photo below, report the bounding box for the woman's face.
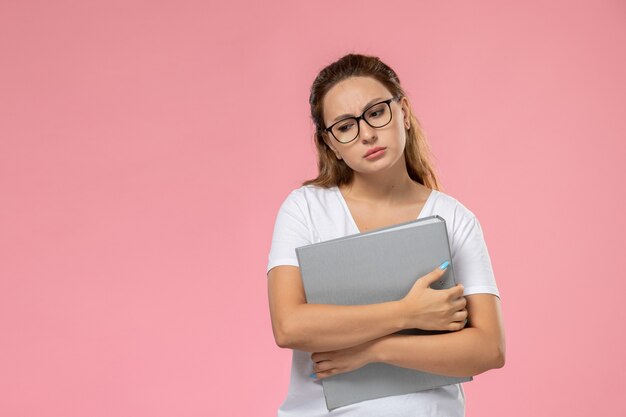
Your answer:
[322,76,411,176]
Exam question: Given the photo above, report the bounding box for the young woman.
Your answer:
[266,53,505,416]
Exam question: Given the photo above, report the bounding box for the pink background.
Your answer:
[1,1,625,416]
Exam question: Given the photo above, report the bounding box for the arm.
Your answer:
[373,294,505,377]
[268,263,466,353]
[268,265,404,352]
[311,294,505,378]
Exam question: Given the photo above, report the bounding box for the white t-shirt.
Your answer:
[266,184,500,417]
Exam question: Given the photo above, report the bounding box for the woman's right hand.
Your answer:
[398,264,468,332]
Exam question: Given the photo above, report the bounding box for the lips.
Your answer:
[364,147,386,157]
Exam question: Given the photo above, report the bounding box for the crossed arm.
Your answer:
[267,265,506,378]
[310,294,505,378]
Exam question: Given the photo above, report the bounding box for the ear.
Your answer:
[399,97,412,130]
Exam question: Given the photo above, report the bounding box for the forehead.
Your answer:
[323,76,392,122]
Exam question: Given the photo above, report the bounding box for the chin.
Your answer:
[357,161,395,175]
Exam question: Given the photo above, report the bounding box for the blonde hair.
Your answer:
[302,53,442,191]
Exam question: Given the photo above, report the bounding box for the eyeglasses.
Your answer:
[324,97,399,144]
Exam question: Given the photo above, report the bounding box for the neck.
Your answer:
[341,157,416,203]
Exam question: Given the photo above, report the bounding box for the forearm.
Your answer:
[371,327,505,377]
[277,301,405,352]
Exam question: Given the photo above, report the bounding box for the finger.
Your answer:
[451,320,467,330]
[453,309,468,322]
[450,295,467,309]
[314,360,334,373]
[419,262,450,287]
[311,352,328,363]
[447,321,465,331]
[446,284,465,299]
[316,368,337,380]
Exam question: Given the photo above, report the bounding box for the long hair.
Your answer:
[302,53,442,191]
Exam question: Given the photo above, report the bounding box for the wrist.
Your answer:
[367,335,392,364]
[391,300,408,331]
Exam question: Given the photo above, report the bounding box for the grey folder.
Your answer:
[295,215,471,410]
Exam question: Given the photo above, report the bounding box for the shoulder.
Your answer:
[279,184,337,210]
[428,189,490,249]
[274,184,347,239]
[431,189,478,223]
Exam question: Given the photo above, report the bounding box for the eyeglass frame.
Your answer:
[323,96,401,144]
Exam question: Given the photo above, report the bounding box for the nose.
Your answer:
[357,118,377,142]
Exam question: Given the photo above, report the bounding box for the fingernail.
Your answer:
[439,261,449,270]
[309,373,316,378]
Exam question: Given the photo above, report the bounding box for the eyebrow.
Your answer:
[330,97,386,123]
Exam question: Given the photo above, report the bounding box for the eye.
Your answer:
[336,120,356,133]
[367,104,387,119]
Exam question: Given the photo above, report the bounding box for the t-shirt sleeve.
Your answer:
[266,190,312,275]
[450,212,500,299]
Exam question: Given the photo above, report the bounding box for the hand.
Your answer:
[310,339,378,380]
[398,264,468,332]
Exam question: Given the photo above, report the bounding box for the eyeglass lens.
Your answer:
[331,101,392,143]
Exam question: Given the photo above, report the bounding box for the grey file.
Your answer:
[295,215,471,410]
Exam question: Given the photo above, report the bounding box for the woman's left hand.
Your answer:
[310,339,380,380]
